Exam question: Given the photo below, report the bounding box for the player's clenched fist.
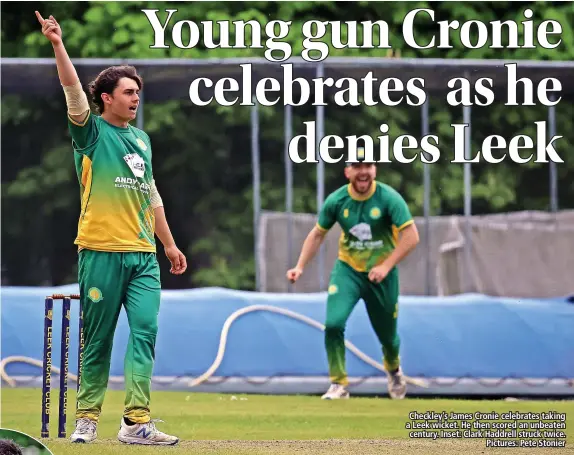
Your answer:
[368,262,391,284]
[35,11,62,45]
[286,267,303,283]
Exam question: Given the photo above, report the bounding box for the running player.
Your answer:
[286,149,419,400]
[36,11,186,445]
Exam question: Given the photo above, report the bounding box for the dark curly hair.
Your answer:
[88,65,143,114]
[0,439,23,455]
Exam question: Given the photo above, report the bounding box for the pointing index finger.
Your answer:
[35,11,45,24]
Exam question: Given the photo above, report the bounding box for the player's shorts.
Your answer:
[327,259,399,316]
[78,249,161,310]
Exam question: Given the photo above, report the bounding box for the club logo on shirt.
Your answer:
[349,223,372,241]
[328,284,338,295]
[136,138,148,151]
[370,207,381,219]
[123,153,146,178]
[87,287,103,303]
[343,208,349,218]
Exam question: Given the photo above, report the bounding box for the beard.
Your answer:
[352,177,372,194]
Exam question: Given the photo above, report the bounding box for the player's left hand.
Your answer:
[164,245,187,275]
[368,263,391,284]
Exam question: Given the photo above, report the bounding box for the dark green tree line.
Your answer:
[2,1,573,289]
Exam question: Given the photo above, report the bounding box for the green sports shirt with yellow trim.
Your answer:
[68,111,156,253]
[316,181,414,272]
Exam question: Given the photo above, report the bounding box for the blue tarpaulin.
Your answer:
[2,285,573,396]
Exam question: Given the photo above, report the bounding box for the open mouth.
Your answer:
[357,176,370,183]
[129,106,138,113]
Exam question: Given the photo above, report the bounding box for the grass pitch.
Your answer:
[1,388,572,454]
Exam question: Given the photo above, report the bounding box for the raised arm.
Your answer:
[35,11,90,124]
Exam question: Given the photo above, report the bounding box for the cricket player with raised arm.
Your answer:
[36,12,186,445]
[286,148,419,400]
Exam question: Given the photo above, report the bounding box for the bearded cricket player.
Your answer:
[36,11,187,445]
[286,148,420,400]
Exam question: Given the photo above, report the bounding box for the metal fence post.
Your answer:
[285,104,294,292]
[422,99,431,295]
[316,63,326,291]
[251,97,261,291]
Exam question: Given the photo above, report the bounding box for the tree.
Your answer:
[2,1,573,288]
